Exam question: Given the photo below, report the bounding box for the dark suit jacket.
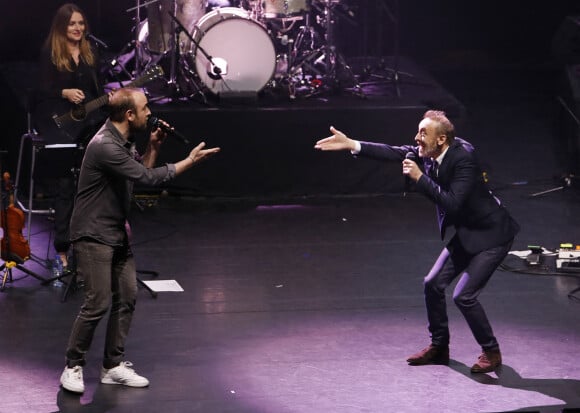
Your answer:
[359,137,519,254]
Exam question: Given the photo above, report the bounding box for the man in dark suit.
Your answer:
[314,110,519,374]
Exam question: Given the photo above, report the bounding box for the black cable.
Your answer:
[568,286,580,302]
[499,258,580,303]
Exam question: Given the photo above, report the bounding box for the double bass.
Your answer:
[1,172,31,263]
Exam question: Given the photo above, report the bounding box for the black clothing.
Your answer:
[35,45,105,254]
[358,137,519,350]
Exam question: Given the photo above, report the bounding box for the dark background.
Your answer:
[2,0,580,197]
[1,1,578,64]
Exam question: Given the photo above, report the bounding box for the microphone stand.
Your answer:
[360,0,428,98]
[106,40,136,87]
[528,96,580,197]
[166,11,231,98]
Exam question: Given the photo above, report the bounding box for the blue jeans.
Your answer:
[65,239,137,369]
[424,238,513,351]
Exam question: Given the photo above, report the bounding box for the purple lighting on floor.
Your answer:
[256,205,309,211]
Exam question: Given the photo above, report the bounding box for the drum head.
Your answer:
[193,10,276,94]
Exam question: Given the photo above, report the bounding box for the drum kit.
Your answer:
[114,0,362,102]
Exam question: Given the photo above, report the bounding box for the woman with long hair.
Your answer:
[36,3,106,275]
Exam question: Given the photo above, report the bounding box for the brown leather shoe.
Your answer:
[470,349,502,373]
[406,345,449,365]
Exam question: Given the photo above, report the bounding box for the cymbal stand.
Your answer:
[529,96,580,197]
[292,0,364,98]
[167,16,209,103]
[359,0,415,98]
[265,14,308,99]
[164,0,184,98]
[126,0,161,76]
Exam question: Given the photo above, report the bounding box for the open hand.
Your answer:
[188,142,221,164]
[314,126,357,152]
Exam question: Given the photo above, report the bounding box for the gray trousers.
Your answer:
[65,239,137,369]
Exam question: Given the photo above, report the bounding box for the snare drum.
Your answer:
[262,0,309,18]
[189,8,276,94]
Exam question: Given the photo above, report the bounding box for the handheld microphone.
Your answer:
[404,152,417,195]
[147,117,190,145]
[85,33,109,49]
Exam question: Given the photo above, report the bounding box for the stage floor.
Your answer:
[1,188,580,413]
[1,58,580,413]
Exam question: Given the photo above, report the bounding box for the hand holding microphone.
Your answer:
[403,152,419,195]
[147,116,190,145]
[145,116,220,174]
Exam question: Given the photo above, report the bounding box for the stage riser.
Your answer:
[151,105,427,197]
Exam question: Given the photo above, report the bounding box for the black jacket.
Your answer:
[360,137,519,254]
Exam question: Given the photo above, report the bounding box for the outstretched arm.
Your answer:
[175,142,221,176]
[314,126,358,152]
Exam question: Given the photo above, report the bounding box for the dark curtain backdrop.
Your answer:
[1,0,579,194]
[1,1,579,64]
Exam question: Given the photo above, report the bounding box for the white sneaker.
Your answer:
[100,361,149,387]
[60,365,85,393]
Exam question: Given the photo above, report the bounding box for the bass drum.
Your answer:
[189,7,276,94]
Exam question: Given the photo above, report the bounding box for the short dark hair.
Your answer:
[423,110,455,143]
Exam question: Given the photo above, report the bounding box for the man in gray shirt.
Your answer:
[60,87,220,394]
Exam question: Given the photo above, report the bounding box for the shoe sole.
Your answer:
[470,364,501,374]
[407,356,450,366]
[407,360,449,366]
[61,383,84,394]
[101,378,149,387]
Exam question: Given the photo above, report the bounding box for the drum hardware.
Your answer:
[282,0,363,99]
[126,0,162,76]
[165,3,180,98]
[105,40,138,88]
[120,0,210,101]
[110,0,364,102]
[261,0,310,20]
[168,10,234,94]
[248,0,263,21]
[357,0,417,98]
